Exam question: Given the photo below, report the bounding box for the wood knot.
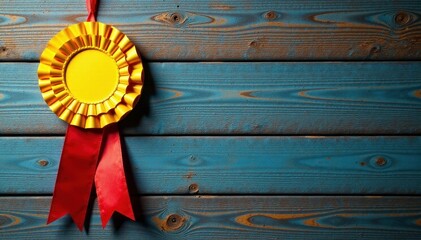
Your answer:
[370,45,381,54]
[369,156,390,169]
[170,13,182,24]
[375,157,387,166]
[184,171,196,179]
[188,183,199,194]
[395,12,411,26]
[249,40,259,48]
[165,214,185,230]
[37,159,49,167]
[153,12,186,25]
[414,89,421,98]
[0,46,7,55]
[0,214,14,227]
[264,11,277,20]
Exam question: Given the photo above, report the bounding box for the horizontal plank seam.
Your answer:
[2,194,421,197]
[2,59,421,64]
[2,134,421,137]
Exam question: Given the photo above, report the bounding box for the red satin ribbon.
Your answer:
[86,0,98,22]
[47,125,134,230]
[95,125,134,227]
[47,126,102,230]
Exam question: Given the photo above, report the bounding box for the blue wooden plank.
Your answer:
[1,0,420,61]
[0,196,420,239]
[1,136,420,194]
[1,62,421,135]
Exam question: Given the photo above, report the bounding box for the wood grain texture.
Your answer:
[1,0,421,61]
[1,62,421,135]
[0,196,420,239]
[1,136,420,194]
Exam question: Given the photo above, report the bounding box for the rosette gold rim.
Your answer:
[38,22,143,129]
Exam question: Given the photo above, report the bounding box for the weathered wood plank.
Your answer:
[1,136,420,194]
[1,0,420,61]
[0,196,420,239]
[1,62,421,135]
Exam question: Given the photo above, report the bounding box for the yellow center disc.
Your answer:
[65,49,119,103]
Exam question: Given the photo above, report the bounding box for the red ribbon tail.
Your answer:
[47,209,86,232]
[47,125,103,231]
[95,125,135,228]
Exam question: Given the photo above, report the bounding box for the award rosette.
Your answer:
[37,1,143,230]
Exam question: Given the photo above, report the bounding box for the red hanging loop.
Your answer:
[86,0,98,22]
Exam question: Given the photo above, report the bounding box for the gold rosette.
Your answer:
[38,22,143,129]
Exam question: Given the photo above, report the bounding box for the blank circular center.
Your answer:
[65,49,118,103]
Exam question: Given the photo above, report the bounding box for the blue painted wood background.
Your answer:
[1,0,421,239]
